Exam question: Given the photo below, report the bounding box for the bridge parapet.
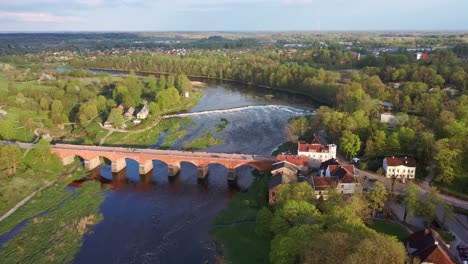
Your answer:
[51,144,276,179]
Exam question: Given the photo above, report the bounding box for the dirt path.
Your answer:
[99,130,113,146]
[0,163,80,223]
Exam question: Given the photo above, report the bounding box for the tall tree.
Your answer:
[340,130,361,159]
[0,144,22,175]
[0,120,14,140]
[419,187,441,226]
[366,182,388,217]
[402,182,419,223]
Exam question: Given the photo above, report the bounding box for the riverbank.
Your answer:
[86,67,335,107]
[211,171,271,264]
[0,178,105,263]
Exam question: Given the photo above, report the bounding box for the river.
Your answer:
[32,69,316,263]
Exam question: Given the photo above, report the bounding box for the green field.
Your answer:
[367,219,410,241]
[211,172,270,263]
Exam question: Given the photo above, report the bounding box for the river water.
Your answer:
[18,70,316,263]
[72,81,314,263]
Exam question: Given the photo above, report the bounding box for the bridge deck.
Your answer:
[52,144,276,162]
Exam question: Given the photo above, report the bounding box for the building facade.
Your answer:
[383,156,416,181]
[297,136,337,168]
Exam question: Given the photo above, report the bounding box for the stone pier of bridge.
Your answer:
[84,157,101,171]
[227,168,238,181]
[112,158,126,173]
[168,164,180,177]
[197,164,209,179]
[139,160,153,175]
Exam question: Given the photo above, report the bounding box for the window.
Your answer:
[272,192,276,197]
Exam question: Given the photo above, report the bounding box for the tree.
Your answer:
[419,187,441,226]
[366,182,388,217]
[176,74,192,93]
[107,108,124,128]
[284,117,309,143]
[50,100,63,124]
[0,144,22,175]
[271,224,320,264]
[255,207,273,239]
[167,75,175,88]
[32,139,52,162]
[340,130,361,159]
[441,203,455,225]
[345,234,406,264]
[0,119,15,140]
[433,139,462,184]
[271,200,320,235]
[158,75,167,89]
[304,232,356,264]
[275,182,315,204]
[77,101,98,125]
[402,182,419,223]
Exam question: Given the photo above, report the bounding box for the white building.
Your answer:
[137,104,149,119]
[297,136,337,168]
[380,113,398,125]
[383,156,416,182]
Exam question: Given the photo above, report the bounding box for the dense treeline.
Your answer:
[72,52,340,105]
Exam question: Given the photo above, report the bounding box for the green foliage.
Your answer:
[418,187,442,226]
[255,207,274,239]
[402,182,419,223]
[284,116,309,142]
[275,182,316,205]
[182,130,220,151]
[366,182,388,216]
[340,130,361,159]
[0,119,14,140]
[107,108,124,128]
[0,144,23,175]
[271,200,320,236]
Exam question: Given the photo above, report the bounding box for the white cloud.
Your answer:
[0,11,81,22]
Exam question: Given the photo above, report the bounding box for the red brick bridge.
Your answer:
[51,144,276,180]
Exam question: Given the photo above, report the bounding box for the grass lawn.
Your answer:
[211,172,270,263]
[367,219,410,241]
[212,223,270,264]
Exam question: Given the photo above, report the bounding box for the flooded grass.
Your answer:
[0,181,105,264]
[183,130,221,151]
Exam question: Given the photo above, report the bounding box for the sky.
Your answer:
[0,0,467,32]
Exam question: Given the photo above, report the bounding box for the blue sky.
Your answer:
[0,0,467,31]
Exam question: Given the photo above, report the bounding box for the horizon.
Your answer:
[0,0,467,31]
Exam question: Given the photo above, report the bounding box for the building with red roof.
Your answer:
[405,229,457,264]
[297,135,337,168]
[383,156,417,182]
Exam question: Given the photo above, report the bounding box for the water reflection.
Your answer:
[71,160,250,264]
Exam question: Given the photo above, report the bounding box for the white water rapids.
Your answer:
[161,105,315,119]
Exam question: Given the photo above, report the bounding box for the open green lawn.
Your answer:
[367,219,410,241]
[212,223,270,264]
[211,173,270,263]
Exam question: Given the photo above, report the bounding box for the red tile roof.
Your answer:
[298,143,329,153]
[405,229,457,264]
[327,165,356,183]
[319,158,341,172]
[277,155,309,167]
[311,176,337,191]
[385,156,416,167]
